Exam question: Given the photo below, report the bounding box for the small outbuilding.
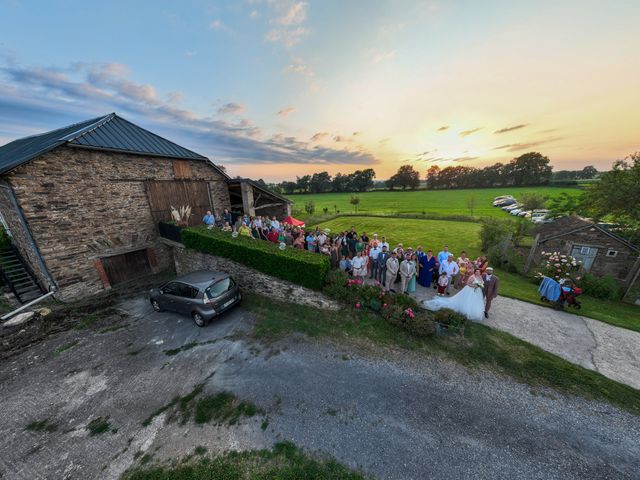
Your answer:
[0,113,292,302]
[524,216,640,303]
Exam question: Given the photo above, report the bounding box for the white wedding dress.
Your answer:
[423,285,485,321]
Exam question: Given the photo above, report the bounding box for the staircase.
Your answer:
[0,246,44,303]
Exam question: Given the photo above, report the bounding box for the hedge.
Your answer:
[181,226,330,290]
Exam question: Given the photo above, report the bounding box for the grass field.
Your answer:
[290,186,583,219]
[311,215,640,331]
[313,216,482,257]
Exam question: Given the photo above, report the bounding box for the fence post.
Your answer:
[523,233,540,274]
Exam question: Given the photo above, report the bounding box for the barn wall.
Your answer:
[4,146,231,300]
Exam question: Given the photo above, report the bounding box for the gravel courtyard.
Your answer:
[1,296,639,480]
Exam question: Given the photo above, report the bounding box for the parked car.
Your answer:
[503,204,521,211]
[510,209,522,215]
[517,210,530,217]
[150,270,242,327]
[494,195,513,201]
[494,198,516,207]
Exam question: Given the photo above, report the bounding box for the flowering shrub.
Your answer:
[536,251,582,281]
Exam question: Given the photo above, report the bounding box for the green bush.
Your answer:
[579,273,623,301]
[433,309,467,329]
[181,227,330,290]
[0,227,10,250]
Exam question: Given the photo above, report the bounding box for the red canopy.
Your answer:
[282,215,305,227]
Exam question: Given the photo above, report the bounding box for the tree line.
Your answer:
[261,152,600,193]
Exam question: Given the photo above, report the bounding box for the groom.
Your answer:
[483,267,499,318]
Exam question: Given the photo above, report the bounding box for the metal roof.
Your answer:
[0,113,208,175]
[227,178,293,204]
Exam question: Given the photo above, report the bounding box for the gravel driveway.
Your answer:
[0,296,638,479]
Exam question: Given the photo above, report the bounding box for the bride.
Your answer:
[424,268,485,321]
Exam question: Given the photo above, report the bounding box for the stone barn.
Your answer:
[524,216,640,303]
[0,113,291,302]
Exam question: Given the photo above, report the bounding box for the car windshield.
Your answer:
[205,278,233,299]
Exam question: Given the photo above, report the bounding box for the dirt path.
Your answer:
[1,297,639,479]
[411,284,640,390]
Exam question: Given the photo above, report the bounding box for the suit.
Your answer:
[377,251,390,286]
[385,257,399,291]
[483,274,499,313]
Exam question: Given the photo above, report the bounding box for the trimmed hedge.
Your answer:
[181,226,330,290]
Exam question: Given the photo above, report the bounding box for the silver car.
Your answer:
[150,270,241,327]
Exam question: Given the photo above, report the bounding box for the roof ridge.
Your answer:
[111,115,207,160]
[58,113,115,143]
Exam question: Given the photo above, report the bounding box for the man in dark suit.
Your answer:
[483,267,499,318]
[377,245,390,286]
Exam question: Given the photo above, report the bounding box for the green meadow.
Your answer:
[289,186,582,219]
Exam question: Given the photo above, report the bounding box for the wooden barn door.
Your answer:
[145,180,211,226]
[101,249,151,285]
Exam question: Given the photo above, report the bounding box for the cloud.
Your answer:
[333,135,349,142]
[285,57,314,77]
[494,124,528,134]
[0,61,379,167]
[166,91,184,105]
[371,50,396,64]
[378,137,391,144]
[265,26,308,48]
[437,125,449,132]
[217,102,245,115]
[277,107,296,117]
[451,156,479,162]
[184,50,198,57]
[263,1,310,48]
[274,1,308,25]
[249,10,259,19]
[352,131,362,136]
[310,132,329,141]
[459,127,483,137]
[493,137,563,152]
[209,19,231,32]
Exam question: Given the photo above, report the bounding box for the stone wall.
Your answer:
[172,245,339,310]
[0,184,52,291]
[3,146,231,300]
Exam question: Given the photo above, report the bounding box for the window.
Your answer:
[606,249,618,257]
[162,282,180,296]
[206,278,235,299]
[580,246,591,255]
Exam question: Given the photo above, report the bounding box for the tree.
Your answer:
[350,195,360,213]
[349,169,376,192]
[304,200,315,215]
[466,194,477,216]
[296,175,311,193]
[332,173,351,192]
[583,153,640,222]
[280,181,297,194]
[387,165,420,190]
[425,165,441,189]
[547,192,585,218]
[520,192,547,211]
[309,171,333,193]
[508,152,553,186]
[578,165,598,179]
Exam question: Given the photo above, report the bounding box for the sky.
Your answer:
[1,0,639,181]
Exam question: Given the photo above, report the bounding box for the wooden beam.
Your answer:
[255,202,285,210]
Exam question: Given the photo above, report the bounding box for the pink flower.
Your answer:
[355,302,361,309]
[383,303,388,308]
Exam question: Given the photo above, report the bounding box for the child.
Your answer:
[437,272,449,296]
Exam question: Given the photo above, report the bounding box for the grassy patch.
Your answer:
[260,418,269,430]
[141,382,262,427]
[244,294,640,416]
[127,348,144,356]
[53,340,78,355]
[75,314,98,330]
[163,340,217,356]
[291,186,582,220]
[194,446,207,455]
[25,418,58,433]
[98,324,128,334]
[194,392,264,425]
[86,416,112,436]
[122,441,365,480]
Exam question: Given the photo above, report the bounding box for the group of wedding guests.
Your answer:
[203,213,499,319]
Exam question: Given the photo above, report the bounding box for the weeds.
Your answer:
[86,416,113,436]
[25,419,58,433]
[53,340,78,355]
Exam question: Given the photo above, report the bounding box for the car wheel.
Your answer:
[192,312,206,327]
[151,300,162,312]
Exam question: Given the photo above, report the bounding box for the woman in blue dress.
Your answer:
[407,254,418,293]
[418,249,437,287]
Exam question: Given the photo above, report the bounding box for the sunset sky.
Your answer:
[1,0,639,181]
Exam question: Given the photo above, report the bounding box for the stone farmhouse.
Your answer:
[524,216,640,303]
[0,113,291,302]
